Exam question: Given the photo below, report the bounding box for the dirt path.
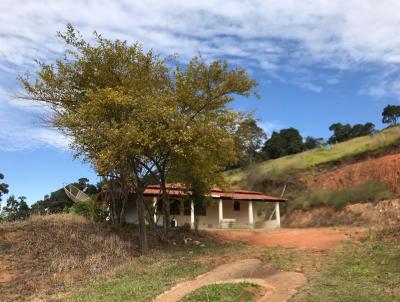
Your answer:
[210,227,366,249]
[152,259,306,302]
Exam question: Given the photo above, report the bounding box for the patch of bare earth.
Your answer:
[209,228,363,250]
[154,227,363,302]
[152,259,306,302]
[299,153,400,194]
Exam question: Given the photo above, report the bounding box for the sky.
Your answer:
[1,0,400,204]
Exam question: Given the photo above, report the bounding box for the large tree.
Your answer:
[262,128,304,159]
[169,115,240,230]
[234,118,267,167]
[328,122,375,143]
[1,195,30,221]
[382,105,400,126]
[19,25,257,253]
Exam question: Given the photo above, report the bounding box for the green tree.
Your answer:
[304,136,324,150]
[262,131,286,159]
[328,123,352,143]
[328,122,375,143]
[262,128,304,159]
[19,25,256,253]
[0,173,9,202]
[235,118,267,166]
[169,116,242,231]
[382,105,400,126]
[1,195,30,221]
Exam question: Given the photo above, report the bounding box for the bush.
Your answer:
[66,201,108,222]
[288,181,395,212]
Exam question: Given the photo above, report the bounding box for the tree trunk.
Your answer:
[194,215,199,232]
[119,189,128,226]
[136,183,149,254]
[160,176,170,235]
[161,189,170,235]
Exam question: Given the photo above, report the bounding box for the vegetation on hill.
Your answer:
[327,122,375,143]
[226,125,400,187]
[287,181,395,213]
[382,104,400,126]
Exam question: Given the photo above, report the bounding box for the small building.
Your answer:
[125,183,286,229]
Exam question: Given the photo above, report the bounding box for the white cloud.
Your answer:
[0,92,69,151]
[259,121,285,136]
[1,0,400,150]
[1,1,400,72]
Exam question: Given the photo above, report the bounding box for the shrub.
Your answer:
[67,201,108,222]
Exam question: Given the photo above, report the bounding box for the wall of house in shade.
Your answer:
[124,197,267,229]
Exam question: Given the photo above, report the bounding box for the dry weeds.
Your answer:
[0,214,139,301]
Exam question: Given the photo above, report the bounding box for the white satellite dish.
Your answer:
[64,184,91,203]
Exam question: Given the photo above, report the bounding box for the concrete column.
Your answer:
[152,197,157,224]
[275,202,281,228]
[218,199,223,224]
[248,201,254,227]
[190,200,195,228]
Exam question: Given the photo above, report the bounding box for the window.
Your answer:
[170,200,180,215]
[233,201,241,211]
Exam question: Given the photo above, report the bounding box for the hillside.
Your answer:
[226,126,400,188]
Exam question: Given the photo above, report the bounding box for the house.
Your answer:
[125,183,287,229]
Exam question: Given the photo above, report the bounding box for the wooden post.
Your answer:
[248,201,254,227]
[190,200,195,229]
[275,202,281,228]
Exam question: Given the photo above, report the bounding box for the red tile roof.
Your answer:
[144,183,286,202]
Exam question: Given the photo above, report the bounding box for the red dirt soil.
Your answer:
[300,153,400,193]
[211,228,365,250]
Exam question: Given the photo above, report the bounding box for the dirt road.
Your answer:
[209,227,366,249]
[152,259,306,302]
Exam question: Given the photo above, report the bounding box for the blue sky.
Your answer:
[1,0,400,204]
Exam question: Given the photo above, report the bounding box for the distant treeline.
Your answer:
[0,177,100,222]
[234,104,400,168]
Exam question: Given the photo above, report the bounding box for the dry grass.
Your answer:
[0,214,138,301]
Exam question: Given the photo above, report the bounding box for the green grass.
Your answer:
[293,233,400,302]
[60,227,400,302]
[180,282,260,302]
[226,126,400,185]
[62,239,242,302]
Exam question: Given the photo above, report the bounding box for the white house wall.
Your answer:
[123,197,279,229]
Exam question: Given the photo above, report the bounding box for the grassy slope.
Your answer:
[62,241,242,302]
[66,231,400,302]
[293,228,400,302]
[226,126,400,185]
